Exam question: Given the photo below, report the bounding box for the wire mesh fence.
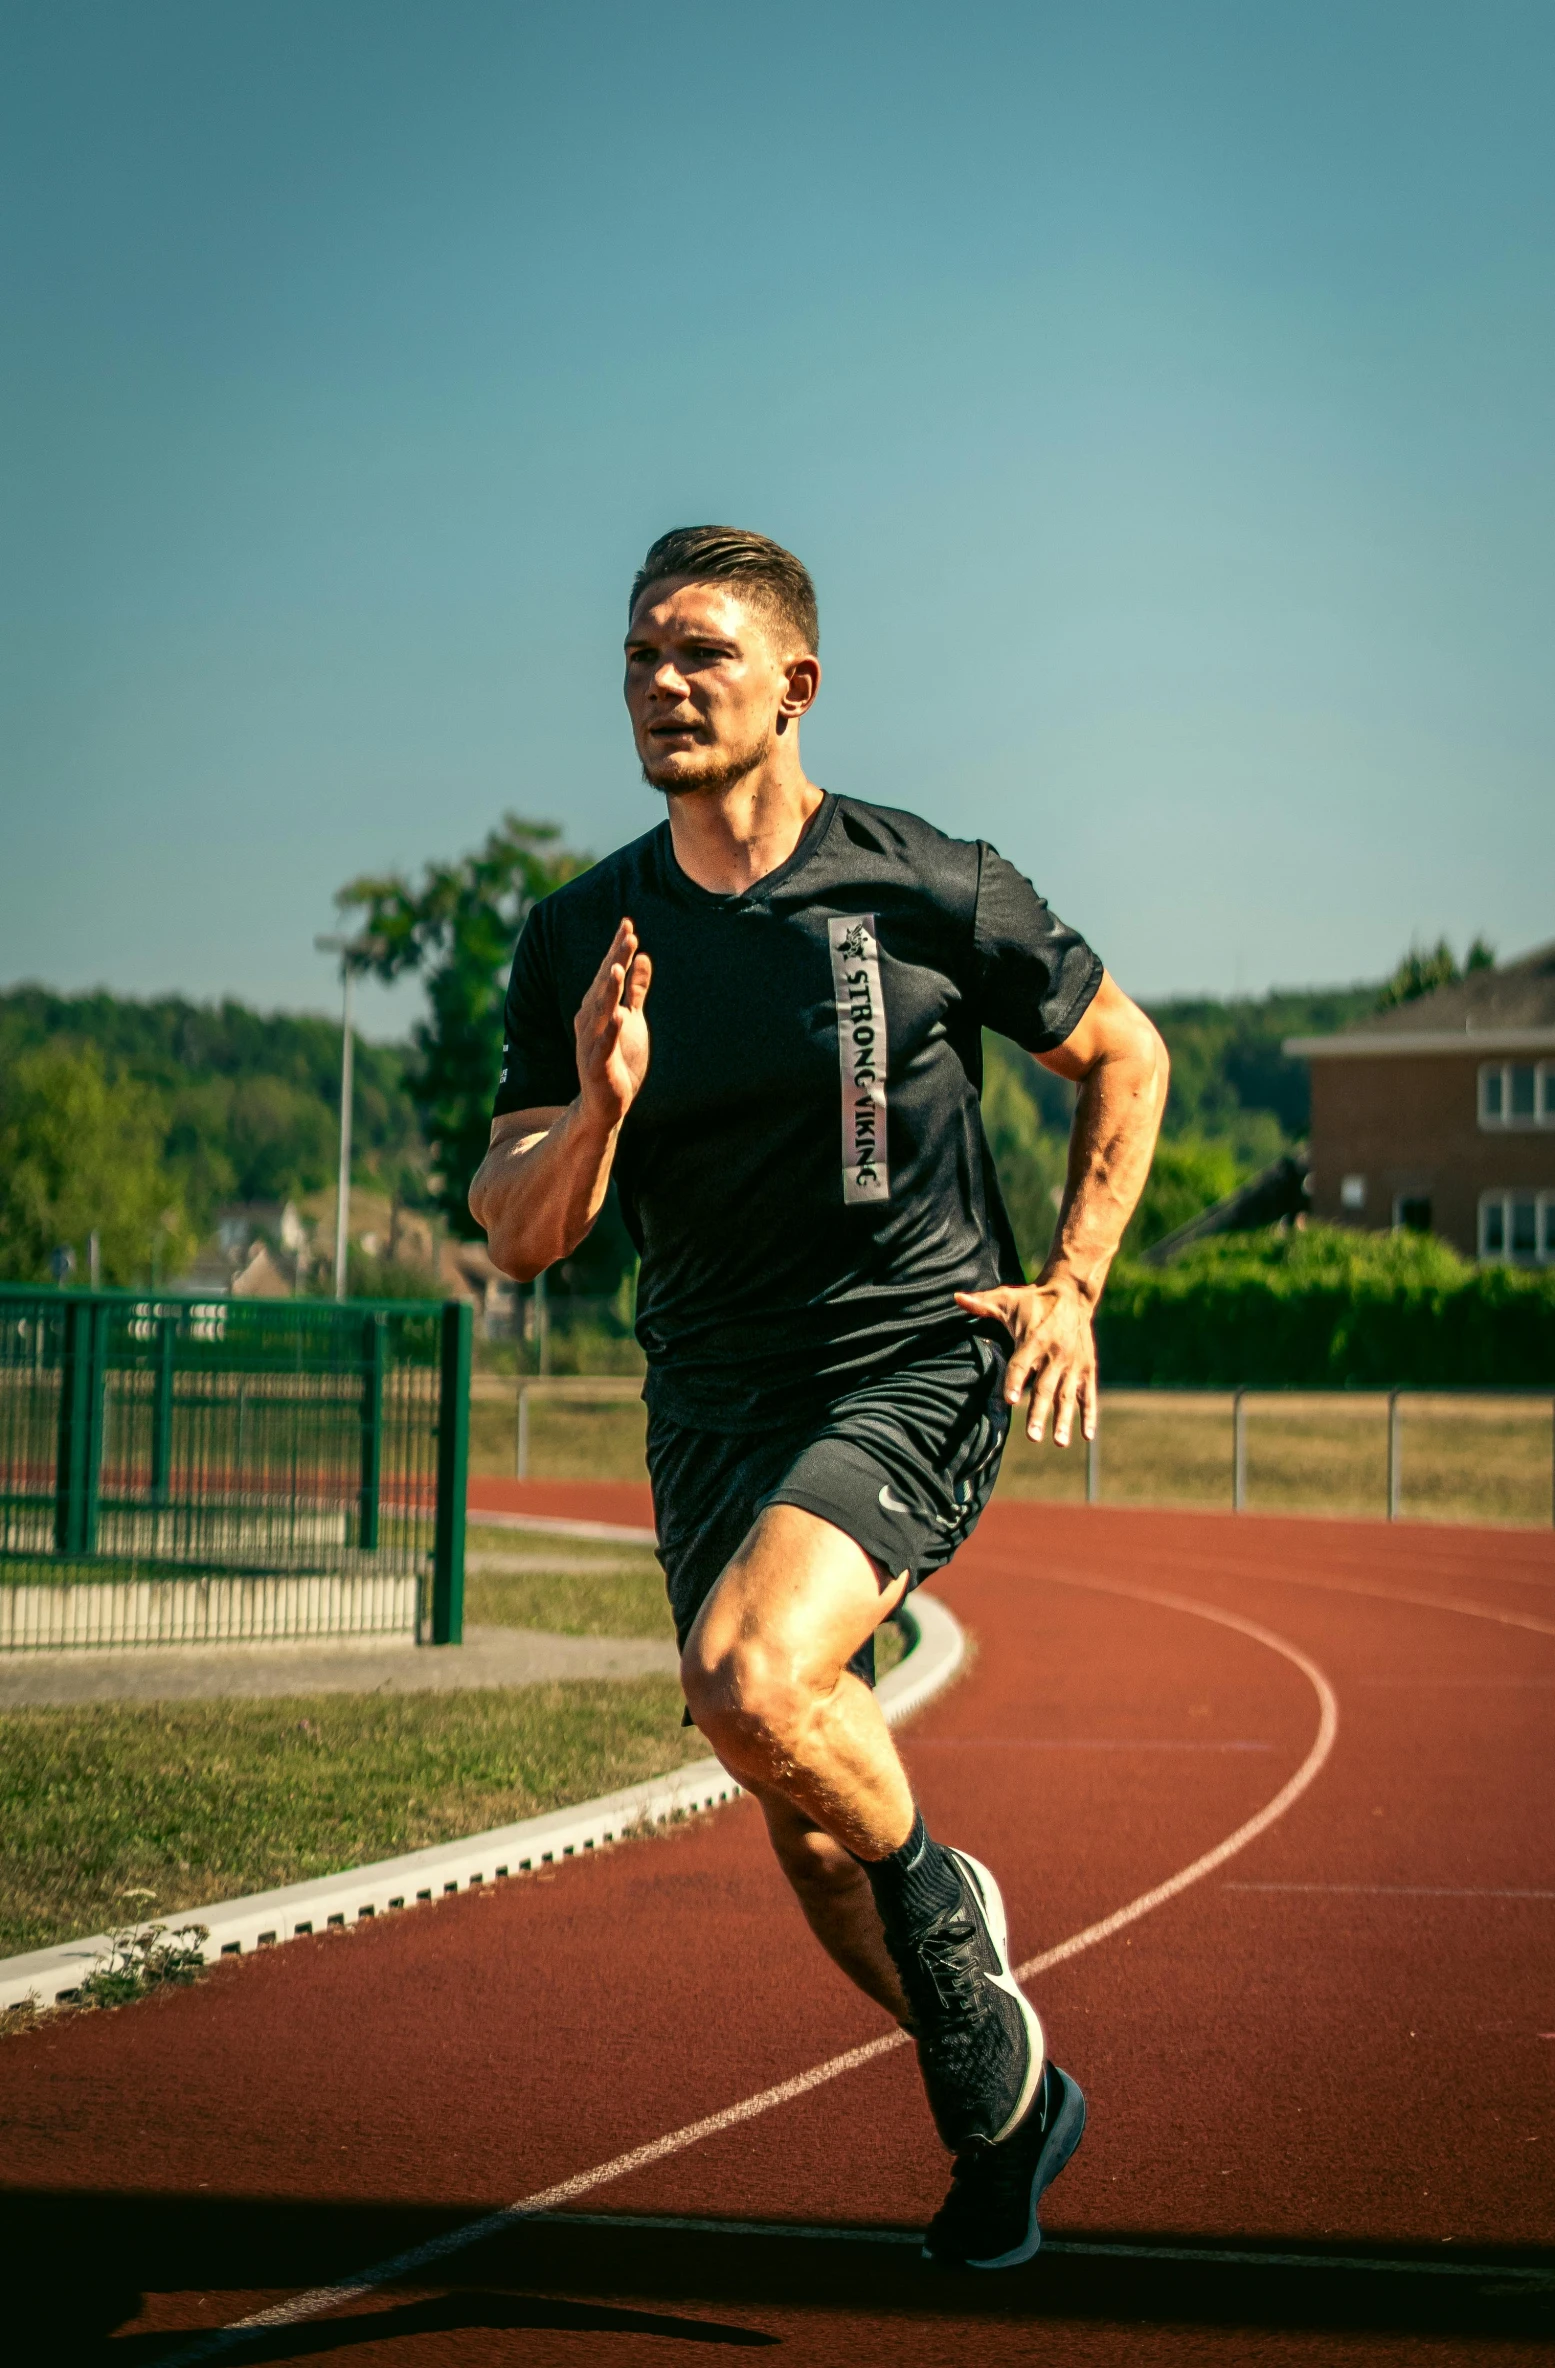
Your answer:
[0,1287,471,1650]
[467,1372,1555,1530]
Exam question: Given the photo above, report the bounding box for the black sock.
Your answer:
[856,1807,964,1933]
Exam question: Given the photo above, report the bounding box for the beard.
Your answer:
[640,727,772,799]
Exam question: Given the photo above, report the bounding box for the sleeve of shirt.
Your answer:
[491,906,578,1118]
[972,844,1104,1054]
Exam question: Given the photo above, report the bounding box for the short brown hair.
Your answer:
[629,525,819,654]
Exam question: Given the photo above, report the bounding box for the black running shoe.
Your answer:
[882,1849,1044,2153]
[923,2061,1087,2270]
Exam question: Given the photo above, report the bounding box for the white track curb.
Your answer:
[0,1580,964,2014]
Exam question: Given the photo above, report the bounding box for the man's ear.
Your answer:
[779,653,821,720]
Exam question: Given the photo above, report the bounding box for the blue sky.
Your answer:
[3,1,1551,1035]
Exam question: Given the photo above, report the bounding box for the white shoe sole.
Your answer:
[946,1848,1046,2146]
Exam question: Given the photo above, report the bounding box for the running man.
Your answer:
[469,526,1167,2269]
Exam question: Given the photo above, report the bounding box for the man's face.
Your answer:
[624,578,808,794]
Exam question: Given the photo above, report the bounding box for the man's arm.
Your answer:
[956,969,1167,1448]
[468,918,651,1281]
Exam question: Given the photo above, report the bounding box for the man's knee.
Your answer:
[680,1630,809,1763]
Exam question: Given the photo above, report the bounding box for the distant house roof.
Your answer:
[1284,940,1555,1059]
[231,1241,295,1299]
[438,1237,515,1308]
[1140,1153,1310,1267]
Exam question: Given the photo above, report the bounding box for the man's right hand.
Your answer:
[575,918,652,1127]
[469,920,651,1277]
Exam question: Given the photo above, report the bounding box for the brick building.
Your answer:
[1284,941,1555,1264]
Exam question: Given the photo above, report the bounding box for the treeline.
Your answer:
[0,809,1497,1307]
[987,985,1383,1272]
[329,812,1400,1270]
[0,987,421,1203]
[0,991,1255,1288]
[1144,983,1380,1164]
[1141,936,1495,1170]
[989,969,1423,1265]
[0,968,1448,1288]
[0,988,424,1286]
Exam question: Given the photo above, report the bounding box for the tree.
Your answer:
[1121,1137,1246,1257]
[981,1035,1070,1270]
[0,984,424,1235]
[337,816,592,1239]
[0,1043,190,1284]
[1378,935,1495,1009]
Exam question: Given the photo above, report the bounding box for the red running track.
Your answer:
[5,1499,1553,2364]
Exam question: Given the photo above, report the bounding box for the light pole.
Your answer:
[315,934,363,1301]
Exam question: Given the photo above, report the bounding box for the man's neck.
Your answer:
[665,749,826,896]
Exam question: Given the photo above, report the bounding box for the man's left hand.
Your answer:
[954,1278,1096,1447]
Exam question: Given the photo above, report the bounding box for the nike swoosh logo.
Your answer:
[877,1483,913,1515]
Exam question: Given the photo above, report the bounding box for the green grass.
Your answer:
[875,1617,908,1679]
[468,1391,648,1482]
[463,1529,671,1638]
[0,1507,921,1963]
[0,1680,709,1958]
[464,1533,916,1664]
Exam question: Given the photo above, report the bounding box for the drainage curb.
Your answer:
[0,1580,964,2013]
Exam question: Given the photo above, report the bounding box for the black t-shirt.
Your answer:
[493,792,1102,1432]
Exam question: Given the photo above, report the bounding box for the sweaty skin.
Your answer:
[468,575,1167,2019]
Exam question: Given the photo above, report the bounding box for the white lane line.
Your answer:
[1449,1572,1555,1589]
[538,2209,1555,2285]
[1007,1576,1338,1984]
[1132,1559,1555,1643]
[149,1576,1338,2364]
[148,2041,906,2364]
[1273,1577,1555,1640]
[906,1738,1275,1752]
[1228,1883,1555,1899]
[466,1512,659,1547]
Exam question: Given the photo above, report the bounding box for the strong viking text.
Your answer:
[827,913,891,1205]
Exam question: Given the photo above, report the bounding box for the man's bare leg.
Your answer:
[681,1506,913,2019]
[754,1788,911,2024]
[679,1501,915,1860]
[680,1494,1074,2273]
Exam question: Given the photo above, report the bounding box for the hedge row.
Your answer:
[1090,1227,1555,1389]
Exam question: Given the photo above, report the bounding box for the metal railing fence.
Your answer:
[1075,1386,1555,1525]
[0,1287,471,1650]
[483,1378,1555,1530]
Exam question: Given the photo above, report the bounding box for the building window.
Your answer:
[1393,1194,1432,1233]
[1479,1061,1555,1129]
[1479,1190,1555,1265]
[1339,1174,1366,1210]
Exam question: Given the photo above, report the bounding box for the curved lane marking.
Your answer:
[1078,1548,1555,1642]
[1009,1575,1338,1983]
[1251,1572,1555,1642]
[152,1574,1338,2364]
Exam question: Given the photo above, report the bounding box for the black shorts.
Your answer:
[646,1331,1010,1692]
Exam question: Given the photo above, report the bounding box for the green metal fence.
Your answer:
[0,1287,470,1651]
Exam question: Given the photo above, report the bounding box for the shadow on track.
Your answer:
[117,2294,772,2357]
[11,2191,1552,2356]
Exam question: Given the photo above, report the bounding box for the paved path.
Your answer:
[5,1494,1553,2364]
[0,1623,677,1707]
